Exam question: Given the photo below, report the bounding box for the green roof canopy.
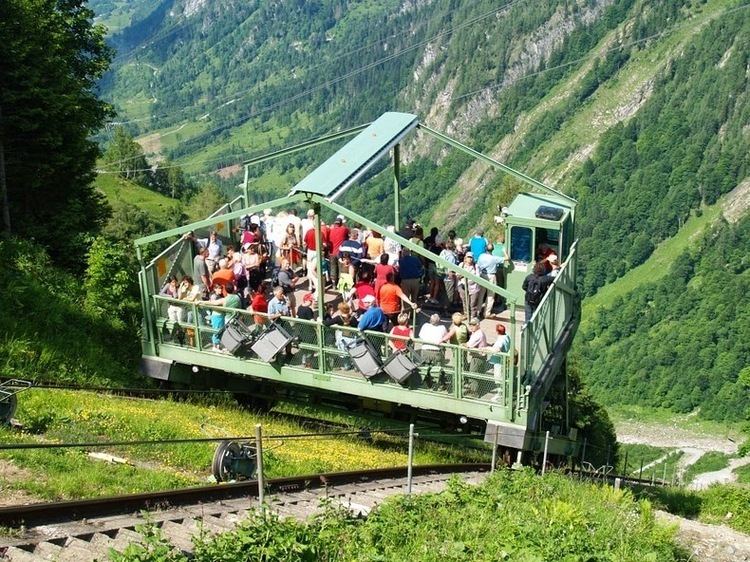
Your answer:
[291,111,418,199]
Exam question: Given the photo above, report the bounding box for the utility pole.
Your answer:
[0,105,11,234]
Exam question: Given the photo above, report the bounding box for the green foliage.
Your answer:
[103,126,150,184]
[0,237,138,387]
[575,215,750,421]
[156,471,688,561]
[184,182,226,222]
[83,236,141,328]
[682,452,731,484]
[0,0,113,271]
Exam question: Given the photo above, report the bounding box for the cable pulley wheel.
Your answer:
[212,440,242,483]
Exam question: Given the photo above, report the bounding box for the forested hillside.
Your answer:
[576,215,750,421]
[88,0,750,420]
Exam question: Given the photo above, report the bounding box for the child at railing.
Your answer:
[388,313,412,353]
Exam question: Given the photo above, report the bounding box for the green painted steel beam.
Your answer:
[417,124,577,207]
[292,112,418,198]
[155,346,514,423]
[241,124,369,167]
[310,194,518,304]
[134,192,308,246]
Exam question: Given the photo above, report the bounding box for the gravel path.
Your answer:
[691,456,750,490]
[658,511,750,562]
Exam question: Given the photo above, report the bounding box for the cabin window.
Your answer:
[536,228,560,260]
[510,226,533,262]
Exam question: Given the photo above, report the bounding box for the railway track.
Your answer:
[0,463,489,561]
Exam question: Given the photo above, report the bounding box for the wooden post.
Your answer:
[406,423,415,495]
[255,424,265,507]
[491,427,499,473]
[542,430,550,476]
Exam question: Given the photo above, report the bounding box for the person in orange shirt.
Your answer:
[378,272,417,327]
[211,258,235,294]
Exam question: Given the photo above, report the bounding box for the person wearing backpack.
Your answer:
[522,261,553,323]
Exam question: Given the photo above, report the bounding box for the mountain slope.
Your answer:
[94,0,750,421]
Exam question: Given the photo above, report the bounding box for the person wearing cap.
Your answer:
[547,253,561,278]
[357,294,387,332]
[438,241,458,310]
[328,216,349,287]
[458,252,481,320]
[469,228,488,258]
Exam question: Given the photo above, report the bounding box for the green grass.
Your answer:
[0,390,487,502]
[647,451,684,485]
[95,173,180,222]
[617,443,669,474]
[734,463,750,484]
[683,452,731,484]
[644,483,750,536]
[126,470,687,562]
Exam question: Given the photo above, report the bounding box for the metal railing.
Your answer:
[151,295,513,412]
[518,243,578,403]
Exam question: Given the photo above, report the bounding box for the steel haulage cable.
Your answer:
[0,426,423,451]
[98,0,532,171]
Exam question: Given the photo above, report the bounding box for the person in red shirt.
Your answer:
[388,313,412,352]
[328,217,349,287]
[249,281,269,326]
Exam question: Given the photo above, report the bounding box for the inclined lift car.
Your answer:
[137,112,581,470]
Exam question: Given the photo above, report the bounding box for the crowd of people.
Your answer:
[158,206,559,368]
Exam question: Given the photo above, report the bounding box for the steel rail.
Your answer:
[0,463,490,528]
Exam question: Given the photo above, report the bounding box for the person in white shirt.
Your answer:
[418,313,448,365]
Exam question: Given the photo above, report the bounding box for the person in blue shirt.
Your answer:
[469,228,488,258]
[397,249,423,303]
[476,243,504,318]
[357,295,387,332]
[267,287,290,319]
